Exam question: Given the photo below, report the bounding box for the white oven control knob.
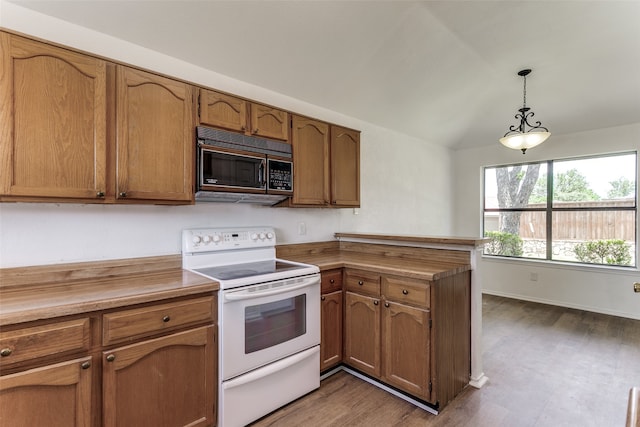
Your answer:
[259,232,266,240]
[192,235,202,244]
[251,233,258,241]
[202,235,212,244]
[212,235,221,243]
[266,232,274,240]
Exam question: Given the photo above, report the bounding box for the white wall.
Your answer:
[0,2,454,267]
[453,123,640,320]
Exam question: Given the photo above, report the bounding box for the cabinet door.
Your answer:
[198,88,248,133]
[320,290,343,371]
[0,33,107,200]
[330,125,360,207]
[381,300,431,400]
[116,66,194,202]
[291,115,330,205]
[0,356,93,427]
[250,103,289,141]
[102,326,215,427]
[344,291,380,377]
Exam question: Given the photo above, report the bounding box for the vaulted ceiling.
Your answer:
[5,1,640,150]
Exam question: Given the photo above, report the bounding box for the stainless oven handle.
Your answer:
[224,276,319,301]
[223,346,319,389]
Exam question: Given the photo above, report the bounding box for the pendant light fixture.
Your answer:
[499,68,550,154]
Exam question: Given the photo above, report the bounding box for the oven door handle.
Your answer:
[224,276,319,301]
[222,346,319,389]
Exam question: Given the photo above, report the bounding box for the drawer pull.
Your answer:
[106,354,116,362]
[373,300,379,306]
[384,302,390,308]
[321,296,326,301]
[402,289,409,295]
[330,279,335,284]
[81,361,91,369]
[162,315,171,323]
[358,281,364,286]
[0,348,12,357]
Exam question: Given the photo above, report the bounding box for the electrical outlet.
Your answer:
[298,222,306,236]
[530,272,538,282]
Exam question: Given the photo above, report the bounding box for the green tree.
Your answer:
[607,177,635,199]
[553,169,600,201]
[530,169,599,203]
[495,164,541,235]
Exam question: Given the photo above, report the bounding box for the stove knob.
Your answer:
[212,235,221,243]
[266,232,274,240]
[250,233,258,241]
[202,235,212,244]
[259,233,266,240]
[192,235,202,244]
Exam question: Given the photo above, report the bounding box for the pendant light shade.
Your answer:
[500,69,550,154]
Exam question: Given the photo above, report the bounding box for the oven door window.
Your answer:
[245,294,306,353]
[201,148,265,190]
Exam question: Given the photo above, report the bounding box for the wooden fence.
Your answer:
[490,200,636,241]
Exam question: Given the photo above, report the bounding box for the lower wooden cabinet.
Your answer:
[0,356,93,427]
[343,291,380,377]
[0,293,217,427]
[342,268,470,408]
[103,326,215,427]
[381,300,430,399]
[320,290,342,371]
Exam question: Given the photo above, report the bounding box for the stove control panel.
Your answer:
[183,227,276,253]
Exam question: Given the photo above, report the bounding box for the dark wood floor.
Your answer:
[251,294,640,427]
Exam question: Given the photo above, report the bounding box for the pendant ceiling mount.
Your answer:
[499,68,550,154]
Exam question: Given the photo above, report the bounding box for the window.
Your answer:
[483,152,637,267]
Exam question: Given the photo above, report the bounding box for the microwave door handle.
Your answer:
[259,159,265,188]
[224,276,319,301]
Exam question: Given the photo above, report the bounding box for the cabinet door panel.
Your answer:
[199,89,247,132]
[116,66,193,202]
[0,356,92,427]
[102,326,215,427]
[250,103,289,141]
[291,116,329,205]
[320,290,342,371]
[330,126,360,207]
[0,33,107,200]
[382,301,430,400]
[344,292,380,377]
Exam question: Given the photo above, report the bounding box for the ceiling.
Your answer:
[6,1,640,150]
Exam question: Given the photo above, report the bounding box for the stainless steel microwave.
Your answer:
[195,126,293,204]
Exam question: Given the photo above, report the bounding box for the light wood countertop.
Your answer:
[335,232,490,247]
[0,255,218,326]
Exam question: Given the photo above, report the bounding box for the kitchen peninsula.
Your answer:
[277,232,489,411]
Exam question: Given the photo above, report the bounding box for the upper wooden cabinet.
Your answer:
[0,32,108,201]
[286,116,360,207]
[330,125,360,207]
[0,32,194,204]
[290,115,330,205]
[198,88,289,141]
[115,66,194,203]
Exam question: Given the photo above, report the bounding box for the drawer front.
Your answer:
[0,318,91,366]
[344,269,380,297]
[382,275,430,308]
[103,296,215,346]
[321,269,343,294]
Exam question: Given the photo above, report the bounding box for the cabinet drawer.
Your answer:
[345,270,380,297]
[382,275,430,308]
[321,269,343,293]
[103,296,214,346]
[0,318,91,366]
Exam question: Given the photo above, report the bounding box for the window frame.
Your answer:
[482,151,638,268]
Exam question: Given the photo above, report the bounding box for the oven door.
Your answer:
[199,146,266,191]
[220,273,320,380]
